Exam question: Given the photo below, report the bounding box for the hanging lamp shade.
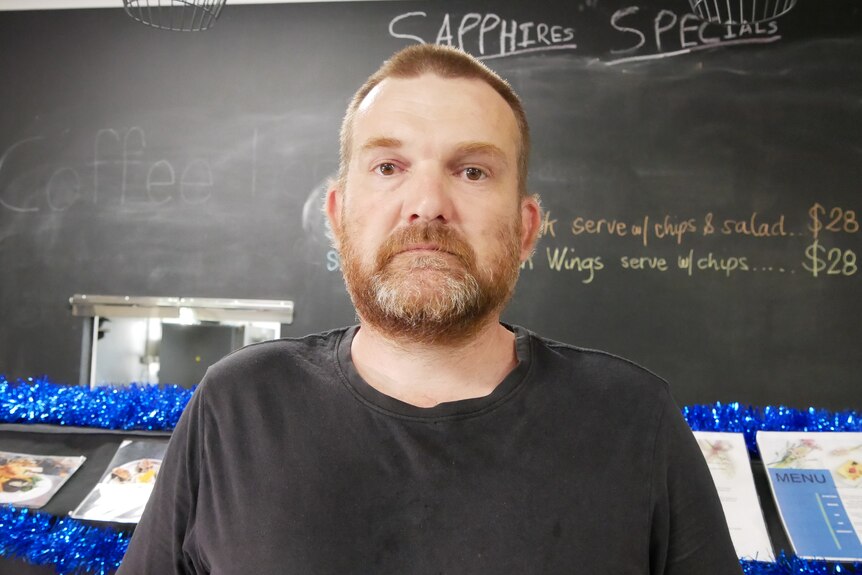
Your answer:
[688,0,797,24]
[122,0,227,32]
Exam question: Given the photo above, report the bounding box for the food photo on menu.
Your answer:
[0,451,86,509]
[70,439,168,523]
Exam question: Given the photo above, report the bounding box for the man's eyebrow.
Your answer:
[454,142,509,166]
[358,138,509,166]
[359,137,403,153]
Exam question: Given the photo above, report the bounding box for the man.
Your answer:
[118,44,741,574]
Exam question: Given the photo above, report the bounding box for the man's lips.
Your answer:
[397,244,455,255]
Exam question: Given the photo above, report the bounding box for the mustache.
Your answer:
[374,224,475,270]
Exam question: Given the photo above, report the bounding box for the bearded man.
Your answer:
[119,44,742,575]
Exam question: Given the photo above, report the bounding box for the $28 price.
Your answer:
[802,241,857,278]
[808,203,859,240]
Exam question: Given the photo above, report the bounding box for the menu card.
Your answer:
[757,431,862,561]
[0,450,85,509]
[70,439,168,523]
[694,431,774,561]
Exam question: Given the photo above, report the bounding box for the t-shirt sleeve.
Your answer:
[648,386,743,575]
[116,378,208,575]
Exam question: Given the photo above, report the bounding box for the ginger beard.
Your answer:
[335,213,523,346]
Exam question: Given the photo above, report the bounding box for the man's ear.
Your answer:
[519,194,542,261]
[325,185,342,234]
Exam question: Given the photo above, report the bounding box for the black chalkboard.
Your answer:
[0,0,860,410]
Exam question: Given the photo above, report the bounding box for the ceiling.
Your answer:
[0,0,386,10]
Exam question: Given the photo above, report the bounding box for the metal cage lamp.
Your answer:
[689,0,797,25]
[122,0,227,32]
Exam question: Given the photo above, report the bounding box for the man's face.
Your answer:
[327,73,539,345]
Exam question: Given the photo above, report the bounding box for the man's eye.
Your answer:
[463,167,487,181]
[375,163,397,176]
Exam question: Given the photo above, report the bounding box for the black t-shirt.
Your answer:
[118,325,742,574]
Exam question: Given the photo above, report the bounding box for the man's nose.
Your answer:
[401,167,453,224]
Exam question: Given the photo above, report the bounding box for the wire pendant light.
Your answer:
[122,0,227,32]
[689,0,797,24]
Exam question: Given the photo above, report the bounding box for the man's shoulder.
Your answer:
[199,326,350,391]
[517,325,671,401]
[522,326,665,378]
[220,326,347,364]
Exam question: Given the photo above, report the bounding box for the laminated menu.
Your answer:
[693,431,774,561]
[758,431,862,561]
[70,439,168,523]
[0,451,85,509]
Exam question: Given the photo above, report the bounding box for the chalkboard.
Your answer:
[0,0,860,410]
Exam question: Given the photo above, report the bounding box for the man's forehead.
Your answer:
[356,79,387,115]
[359,73,510,112]
[352,74,520,150]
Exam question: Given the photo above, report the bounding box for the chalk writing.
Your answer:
[571,216,628,238]
[539,209,557,239]
[607,6,781,65]
[716,212,788,238]
[803,242,858,278]
[389,11,576,59]
[388,6,781,65]
[388,7,782,64]
[677,250,750,277]
[546,247,603,284]
[527,202,862,282]
[0,127,261,213]
[326,249,341,272]
[317,200,860,283]
[808,204,859,241]
[654,215,697,245]
[800,204,859,277]
[620,255,668,271]
[0,136,44,213]
[568,211,799,247]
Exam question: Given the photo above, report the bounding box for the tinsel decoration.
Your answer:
[741,552,862,573]
[0,506,129,575]
[0,375,193,431]
[1,378,862,574]
[684,402,862,456]
[0,510,859,575]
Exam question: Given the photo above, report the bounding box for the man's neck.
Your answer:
[350,320,518,408]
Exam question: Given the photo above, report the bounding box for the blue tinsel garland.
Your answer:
[0,375,192,431]
[0,506,130,574]
[683,402,862,455]
[1,377,861,574]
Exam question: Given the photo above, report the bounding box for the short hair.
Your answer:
[338,44,530,196]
